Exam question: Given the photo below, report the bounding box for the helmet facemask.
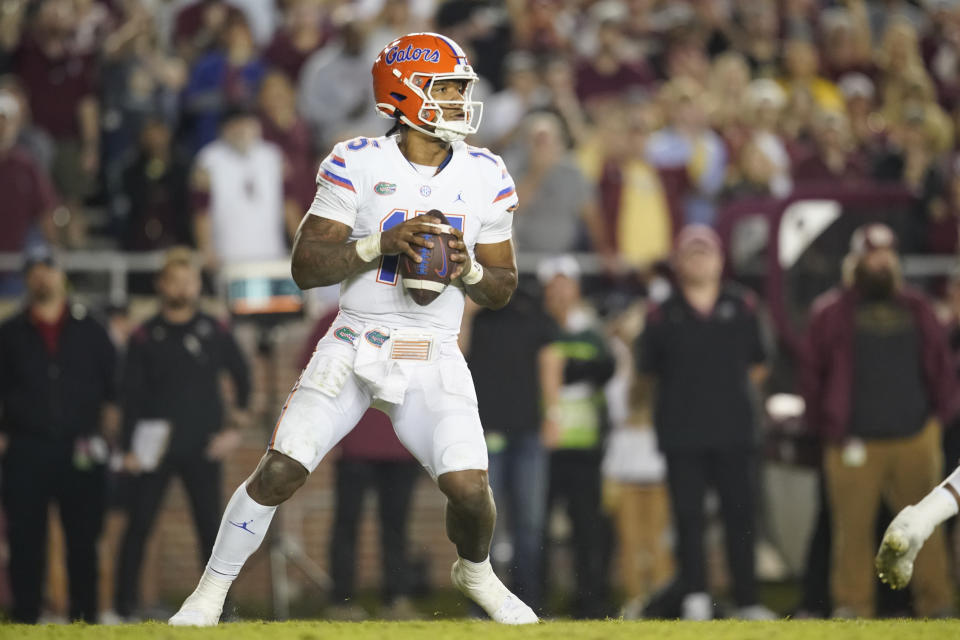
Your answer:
[396,71,483,142]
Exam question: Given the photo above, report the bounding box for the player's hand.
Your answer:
[448,227,472,280]
[206,428,242,461]
[380,213,441,263]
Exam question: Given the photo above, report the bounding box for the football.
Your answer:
[400,210,457,306]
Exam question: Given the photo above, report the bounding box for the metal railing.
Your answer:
[1,250,957,304]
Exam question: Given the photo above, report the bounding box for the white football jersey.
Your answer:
[306,134,518,335]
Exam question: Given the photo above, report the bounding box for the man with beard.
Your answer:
[113,248,250,619]
[0,246,118,622]
[801,223,956,618]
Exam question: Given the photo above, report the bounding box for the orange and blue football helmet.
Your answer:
[372,32,482,142]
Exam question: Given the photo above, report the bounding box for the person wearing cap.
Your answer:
[0,88,60,287]
[637,224,773,620]
[191,106,299,272]
[0,248,118,622]
[538,256,615,618]
[800,223,957,618]
[113,248,250,619]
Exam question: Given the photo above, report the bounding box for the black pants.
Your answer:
[0,436,106,622]
[546,449,612,618]
[114,455,221,616]
[664,448,758,607]
[329,458,419,604]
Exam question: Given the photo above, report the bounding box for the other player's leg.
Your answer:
[876,465,960,590]
[170,342,370,626]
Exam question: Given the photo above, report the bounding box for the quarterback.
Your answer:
[876,466,960,590]
[169,32,537,625]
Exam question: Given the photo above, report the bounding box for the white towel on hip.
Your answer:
[353,326,409,404]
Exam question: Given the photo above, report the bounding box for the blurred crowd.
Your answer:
[4,0,960,625]
[3,0,960,266]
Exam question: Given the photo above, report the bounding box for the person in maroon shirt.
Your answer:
[258,71,315,212]
[172,0,240,62]
[0,89,58,254]
[263,0,329,82]
[800,223,957,617]
[298,309,421,620]
[793,111,868,186]
[575,18,655,112]
[10,0,99,247]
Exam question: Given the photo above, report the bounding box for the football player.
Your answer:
[876,466,960,589]
[169,33,537,625]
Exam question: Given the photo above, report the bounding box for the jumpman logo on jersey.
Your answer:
[454,191,466,204]
[228,519,256,535]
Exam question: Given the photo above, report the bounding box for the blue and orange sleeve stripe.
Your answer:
[492,185,516,203]
[319,168,356,192]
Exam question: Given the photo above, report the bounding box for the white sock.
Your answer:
[912,485,959,534]
[941,466,960,510]
[204,484,277,583]
[457,556,495,583]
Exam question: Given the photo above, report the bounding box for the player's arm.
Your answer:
[448,234,518,310]
[290,214,443,290]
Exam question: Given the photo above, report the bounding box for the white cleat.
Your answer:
[876,505,933,590]
[168,590,224,627]
[451,559,539,625]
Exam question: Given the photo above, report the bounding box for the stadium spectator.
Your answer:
[171,0,239,63]
[508,112,609,258]
[99,3,187,196]
[0,76,55,172]
[0,87,58,255]
[779,38,845,114]
[927,156,960,254]
[477,52,546,152]
[638,225,773,621]
[708,52,752,143]
[114,248,250,619]
[466,288,559,613]
[817,2,875,82]
[258,70,315,212]
[645,77,727,226]
[577,99,672,269]
[182,11,265,153]
[793,111,868,185]
[297,18,376,151]
[191,107,296,270]
[539,257,615,619]
[574,10,655,112]
[871,107,948,252]
[9,0,100,249]
[263,0,328,82]
[837,73,885,154]
[602,300,672,619]
[730,0,780,77]
[116,118,192,252]
[0,246,118,622]
[800,223,956,618]
[924,3,960,110]
[300,311,420,621]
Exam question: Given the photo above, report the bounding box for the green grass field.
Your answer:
[4,620,960,639]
